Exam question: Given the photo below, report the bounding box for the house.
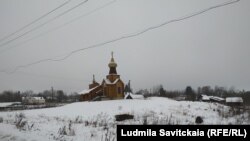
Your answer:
[198,94,211,102]
[22,97,45,105]
[173,95,186,101]
[79,52,125,101]
[198,94,225,104]
[210,96,225,104]
[226,97,243,107]
[124,93,144,100]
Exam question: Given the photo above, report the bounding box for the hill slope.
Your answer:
[0,97,249,141]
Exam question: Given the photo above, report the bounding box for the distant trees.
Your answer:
[67,92,80,102]
[134,85,250,105]
[0,85,249,105]
[135,89,149,95]
[185,86,196,101]
[124,80,133,94]
[159,85,166,96]
[0,89,80,103]
[242,91,250,106]
[22,90,35,97]
[136,85,182,98]
[0,91,21,102]
[196,85,250,105]
[56,90,67,102]
[197,85,239,97]
[197,86,213,95]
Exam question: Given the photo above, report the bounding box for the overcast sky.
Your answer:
[0,0,249,93]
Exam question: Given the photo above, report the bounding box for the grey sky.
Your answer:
[0,0,249,93]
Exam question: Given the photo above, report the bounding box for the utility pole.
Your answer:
[51,87,54,102]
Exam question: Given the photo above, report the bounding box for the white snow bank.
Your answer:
[0,102,21,107]
[0,97,248,141]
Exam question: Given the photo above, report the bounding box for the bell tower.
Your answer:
[89,74,99,89]
[107,52,120,82]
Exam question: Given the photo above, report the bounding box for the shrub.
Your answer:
[0,117,3,123]
[15,113,26,129]
[16,119,27,130]
[74,116,83,124]
[58,121,75,136]
[195,116,203,124]
[102,128,115,141]
[15,112,25,123]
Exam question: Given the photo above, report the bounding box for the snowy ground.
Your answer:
[0,97,249,141]
[0,102,21,107]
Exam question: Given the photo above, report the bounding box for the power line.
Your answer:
[0,0,117,54]
[1,0,240,73]
[0,0,89,48]
[0,0,72,43]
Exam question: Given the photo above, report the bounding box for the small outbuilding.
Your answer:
[198,94,211,102]
[226,97,243,107]
[124,93,144,100]
[210,96,225,104]
[22,97,45,105]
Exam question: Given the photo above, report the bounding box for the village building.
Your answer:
[226,97,243,107]
[198,94,225,104]
[173,95,186,101]
[79,52,125,101]
[22,96,46,105]
[210,96,225,104]
[124,92,144,100]
[198,94,210,102]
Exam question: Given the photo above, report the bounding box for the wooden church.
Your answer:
[79,52,125,101]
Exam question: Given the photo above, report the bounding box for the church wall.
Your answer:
[108,85,116,99]
[116,81,124,99]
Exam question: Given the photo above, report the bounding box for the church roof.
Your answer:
[108,52,117,68]
[103,78,120,85]
[78,86,99,95]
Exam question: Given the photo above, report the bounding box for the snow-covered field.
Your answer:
[0,102,20,107]
[0,97,249,141]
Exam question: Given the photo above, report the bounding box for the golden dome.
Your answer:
[108,52,117,68]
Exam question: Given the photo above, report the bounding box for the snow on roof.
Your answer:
[78,89,90,95]
[226,97,243,103]
[79,86,99,95]
[103,79,111,84]
[201,94,210,100]
[104,78,120,85]
[113,78,120,84]
[23,97,43,99]
[210,96,225,102]
[33,97,45,100]
[22,97,45,100]
[125,93,144,99]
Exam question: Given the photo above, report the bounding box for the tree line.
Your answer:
[136,85,250,105]
[1,85,250,105]
[0,90,80,103]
